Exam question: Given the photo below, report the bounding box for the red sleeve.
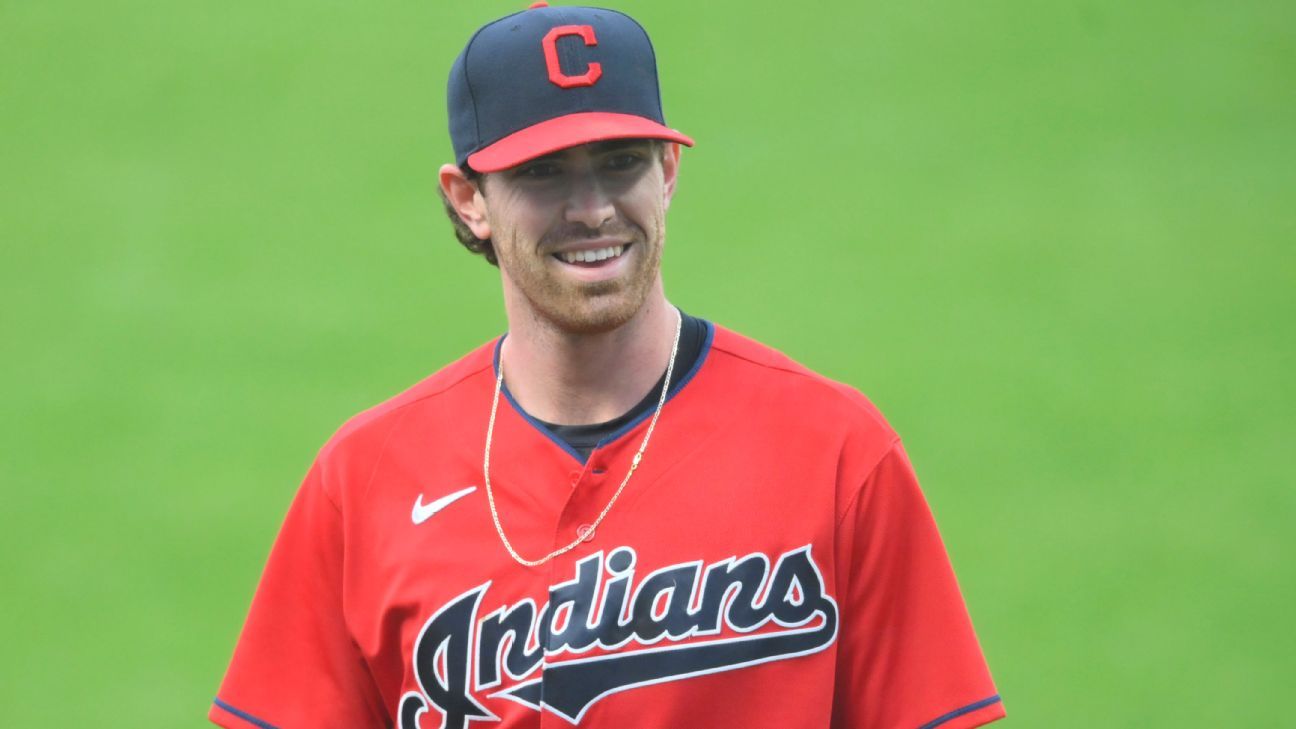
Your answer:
[210,461,387,729]
[831,442,1005,729]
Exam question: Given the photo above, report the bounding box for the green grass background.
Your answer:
[2,0,1293,725]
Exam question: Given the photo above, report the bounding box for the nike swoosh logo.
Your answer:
[411,486,477,525]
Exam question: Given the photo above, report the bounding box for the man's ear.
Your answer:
[439,164,491,239]
[661,143,681,210]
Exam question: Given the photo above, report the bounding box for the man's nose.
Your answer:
[563,171,615,229]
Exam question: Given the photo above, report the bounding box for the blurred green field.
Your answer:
[2,0,1293,725]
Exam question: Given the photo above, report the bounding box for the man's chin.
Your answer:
[578,278,624,297]
[544,294,644,336]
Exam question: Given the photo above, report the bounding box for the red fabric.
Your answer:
[830,443,1003,728]
[211,326,1002,729]
[466,112,694,172]
[209,464,390,728]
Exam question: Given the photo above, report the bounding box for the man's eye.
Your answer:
[517,161,561,179]
[605,153,645,171]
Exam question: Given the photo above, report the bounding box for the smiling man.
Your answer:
[210,4,1004,729]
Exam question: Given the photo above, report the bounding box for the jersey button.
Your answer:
[576,523,595,543]
[569,471,580,486]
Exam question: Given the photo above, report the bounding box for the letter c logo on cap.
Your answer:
[542,25,602,88]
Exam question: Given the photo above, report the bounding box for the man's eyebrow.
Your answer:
[521,152,561,165]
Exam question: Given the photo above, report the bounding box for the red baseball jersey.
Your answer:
[211,324,1004,729]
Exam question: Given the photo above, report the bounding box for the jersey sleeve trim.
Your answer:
[917,694,1004,729]
[210,698,281,729]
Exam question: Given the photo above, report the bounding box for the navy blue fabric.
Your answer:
[491,316,715,464]
[537,312,710,460]
[917,694,1003,729]
[212,698,280,729]
[448,5,666,167]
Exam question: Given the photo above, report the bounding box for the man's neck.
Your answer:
[499,296,678,426]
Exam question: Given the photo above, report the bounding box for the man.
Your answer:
[211,3,1005,728]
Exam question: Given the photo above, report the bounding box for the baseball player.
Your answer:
[211,3,1005,728]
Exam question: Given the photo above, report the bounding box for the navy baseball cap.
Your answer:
[448,1,694,173]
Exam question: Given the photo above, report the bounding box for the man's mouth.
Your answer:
[553,244,628,267]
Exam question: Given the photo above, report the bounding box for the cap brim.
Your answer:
[466,112,694,173]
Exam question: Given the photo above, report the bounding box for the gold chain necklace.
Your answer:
[484,308,683,568]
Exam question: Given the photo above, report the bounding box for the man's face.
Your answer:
[477,139,679,334]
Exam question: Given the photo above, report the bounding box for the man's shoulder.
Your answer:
[706,324,897,439]
[316,337,498,460]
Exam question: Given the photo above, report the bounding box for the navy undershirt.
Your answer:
[532,311,707,461]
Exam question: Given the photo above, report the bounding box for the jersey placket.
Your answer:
[535,434,636,727]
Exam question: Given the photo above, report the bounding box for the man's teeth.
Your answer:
[559,245,625,264]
